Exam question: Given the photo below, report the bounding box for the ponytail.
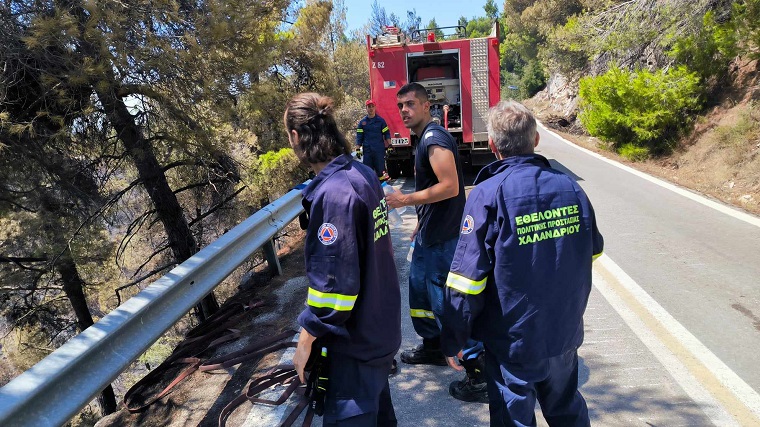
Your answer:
[284,93,349,164]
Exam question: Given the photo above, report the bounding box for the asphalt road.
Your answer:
[534,126,760,395]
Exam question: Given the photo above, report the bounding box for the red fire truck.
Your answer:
[366,24,501,178]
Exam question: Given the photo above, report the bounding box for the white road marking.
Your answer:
[594,254,760,425]
[538,123,760,228]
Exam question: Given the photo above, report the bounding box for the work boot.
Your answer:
[400,338,447,366]
[449,355,488,403]
[389,358,398,376]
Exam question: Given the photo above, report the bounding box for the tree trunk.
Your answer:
[56,251,118,416]
[68,2,219,321]
[96,89,219,319]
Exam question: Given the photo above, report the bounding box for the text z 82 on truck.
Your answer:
[366,23,501,179]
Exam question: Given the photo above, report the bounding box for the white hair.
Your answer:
[486,100,537,158]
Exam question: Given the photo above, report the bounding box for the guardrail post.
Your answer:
[262,238,282,276]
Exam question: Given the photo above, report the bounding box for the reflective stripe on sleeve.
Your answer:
[381,126,389,133]
[307,288,357,311]
[592,251,603,261]
[446,272,487,295]
[356,129,364,133]
[410,309,435,319]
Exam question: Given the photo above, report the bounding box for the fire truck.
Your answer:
[366,23,501,178]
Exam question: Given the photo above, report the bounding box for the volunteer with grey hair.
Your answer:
[440,100,604,426]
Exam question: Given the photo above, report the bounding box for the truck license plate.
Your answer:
[391,138,409,146]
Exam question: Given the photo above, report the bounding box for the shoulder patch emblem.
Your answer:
[318,223,338,245]
[461,215,474,235]
[361,121,367,126]
[424,131,434,140]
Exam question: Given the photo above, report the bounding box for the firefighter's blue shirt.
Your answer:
[441,154,604,363]
[298,154,401,365]
[356,115,390,152]
[414,121,466,247]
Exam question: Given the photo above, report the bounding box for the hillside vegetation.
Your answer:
[0,0,368,421]
[505,0,759,214]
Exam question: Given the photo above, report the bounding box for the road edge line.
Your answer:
[537,122,760,228]
[594,255,760,425]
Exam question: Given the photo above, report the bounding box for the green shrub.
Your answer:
[251,148,307,203]
[578,65,703,155]
[618,143,650,162]
[667,11,737,83]
[735,0,760,60]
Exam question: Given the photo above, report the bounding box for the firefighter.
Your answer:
[356,99,392,181]
[385,83,487,403]
[287,92,401,426]
[440,101,604,427]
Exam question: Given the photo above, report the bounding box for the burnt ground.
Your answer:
[95,232,309,427]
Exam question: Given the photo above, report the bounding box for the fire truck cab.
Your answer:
[366,23,501,178]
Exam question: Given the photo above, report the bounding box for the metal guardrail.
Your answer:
[0,186,307,427]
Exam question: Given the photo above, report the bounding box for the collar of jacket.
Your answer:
[473,153,552,185]
[302,154,354,202]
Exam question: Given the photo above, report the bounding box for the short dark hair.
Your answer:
[396,82,428,102]
[284,93,350,164]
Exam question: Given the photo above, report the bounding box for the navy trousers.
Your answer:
[483,348,590,427]
[362,147,385,177]
[409,235,482,360]
[322,352,397,427]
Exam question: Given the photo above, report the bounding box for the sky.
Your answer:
[342,0,493,34]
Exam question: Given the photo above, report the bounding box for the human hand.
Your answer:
[292,329,316,383]
[385,190,406,209]
[446,350,465,372]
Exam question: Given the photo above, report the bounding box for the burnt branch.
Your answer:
[188,186,246,227]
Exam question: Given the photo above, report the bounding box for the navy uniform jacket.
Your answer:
[440,154,604,363]
[356,115,390,152]
[298,154,401,364]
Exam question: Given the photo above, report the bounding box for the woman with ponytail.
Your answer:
[287,93,401,426]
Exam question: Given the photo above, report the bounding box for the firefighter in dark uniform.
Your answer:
[440,101,604,427]
[287,93,401,426]
[356,99,392,180]
[385,83,488,403]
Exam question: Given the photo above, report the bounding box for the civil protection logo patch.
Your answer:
[318,223,338,245]
[461,215,474,234]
